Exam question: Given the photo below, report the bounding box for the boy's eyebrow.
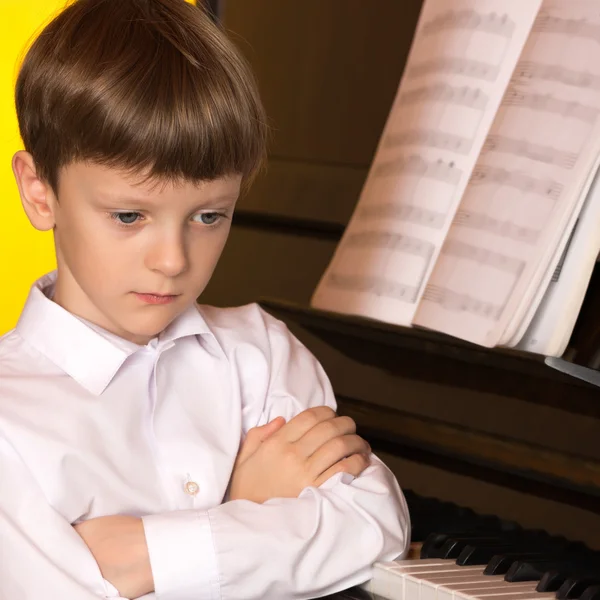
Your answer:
[95,192,239,206]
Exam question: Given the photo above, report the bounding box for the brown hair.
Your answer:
[15,0,267,193]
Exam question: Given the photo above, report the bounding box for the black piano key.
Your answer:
[435,536,508,559]
[505,559,569,582]
[457,543,518,565]
[400,488,598,597]
[420,532,450,558]
[421,531,510,559]
[506,557,599,584]
[536,570,569,592]
[458,534,567,567]
[557,578,600,600]
[484,552,563,575]
[507,556,600,585]
[581,585,600,600]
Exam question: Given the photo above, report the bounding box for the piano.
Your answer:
[197,2,600,599]
[253,301,600,600]
[363,489,600,600]
[321,489,600,600]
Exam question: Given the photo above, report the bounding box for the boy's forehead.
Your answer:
[62,162,242,199]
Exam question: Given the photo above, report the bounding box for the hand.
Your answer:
[229,406,371,504]
[74,515,153,599]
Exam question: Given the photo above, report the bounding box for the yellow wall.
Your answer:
[0,2,66,334]
[0,0,197,335]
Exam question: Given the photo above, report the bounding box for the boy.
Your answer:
[0,0,410,598]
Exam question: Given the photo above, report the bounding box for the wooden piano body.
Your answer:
[200,0,600,553]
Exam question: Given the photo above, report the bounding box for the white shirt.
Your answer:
[0,272,410,600]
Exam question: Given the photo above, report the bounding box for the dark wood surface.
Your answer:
[260,300,600,415]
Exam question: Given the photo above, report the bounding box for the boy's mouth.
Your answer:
[133,293,180,305]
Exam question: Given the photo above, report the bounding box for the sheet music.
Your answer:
[311,0,543,326]
[414,0,600,346]
[516,164,600,356]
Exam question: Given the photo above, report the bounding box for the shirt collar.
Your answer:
[16,271,213,396]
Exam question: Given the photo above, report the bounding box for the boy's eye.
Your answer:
[193,212,221,225]
[112,212,140,225]
[109,211,224,227]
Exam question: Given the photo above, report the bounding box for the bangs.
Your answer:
[16,0,268,191]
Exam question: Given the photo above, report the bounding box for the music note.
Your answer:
[358,203,447,230]
[442,239,526,275]
[384,129,473,155]
[409,57,501,83]
[503,88,599,124]
[423,284,504,320]
[532,12,600,43]
[514,61,600,90]
[481,135,578,169]
[399,83,489,111]
[453,209,540,244]
[470,165,563,200]
[326,274,421,303]
[343,231,435,261]
[422,9,516,38]
[373,155,463,186]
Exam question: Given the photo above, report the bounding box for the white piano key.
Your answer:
[365,568,403,600]
[399,563,482,575]
[405,569,485,600]
[367,560,481,600]
[418,572,519,600]
[462,593,556,600]
[438,581,539,600]
[420,575,491,600]
[377,559,459,570]
[366,559,456,600]
[420,576,505,600]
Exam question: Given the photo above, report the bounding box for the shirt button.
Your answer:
[184,480,200,496]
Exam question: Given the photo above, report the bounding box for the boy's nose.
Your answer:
[146,233,188,277]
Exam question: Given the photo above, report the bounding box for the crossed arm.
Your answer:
[0,318,409,599]
[74,407,374,598]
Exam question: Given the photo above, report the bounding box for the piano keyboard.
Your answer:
[365,558,558,600]
[357,490,600,600]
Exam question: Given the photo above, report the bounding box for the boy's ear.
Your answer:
[12,151,57,232]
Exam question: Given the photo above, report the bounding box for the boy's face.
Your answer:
[18,158,242,345]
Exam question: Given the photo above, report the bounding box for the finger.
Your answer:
[307,433,370,477]
[236,417,286,463]
[277,406,337,443]
[256,416,286,441]
[294,415,356,457]
[313,453,371,487]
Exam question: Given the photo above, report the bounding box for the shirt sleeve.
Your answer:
[0,433,128,600]
[142,313,410,600]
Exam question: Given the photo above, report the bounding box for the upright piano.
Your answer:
[198,1,600,598]
[260,300,600,600]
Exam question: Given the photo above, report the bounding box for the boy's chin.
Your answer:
[120,313,179,344]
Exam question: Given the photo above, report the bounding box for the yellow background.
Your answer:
[0,1,66,334]
[0,0,197,335]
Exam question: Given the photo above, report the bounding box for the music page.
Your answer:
[310,0,542,326]
[415,0,600,347]
[517,171,600,356]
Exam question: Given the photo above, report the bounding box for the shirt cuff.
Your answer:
[102,578,130,599]
[142,510,220,600]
